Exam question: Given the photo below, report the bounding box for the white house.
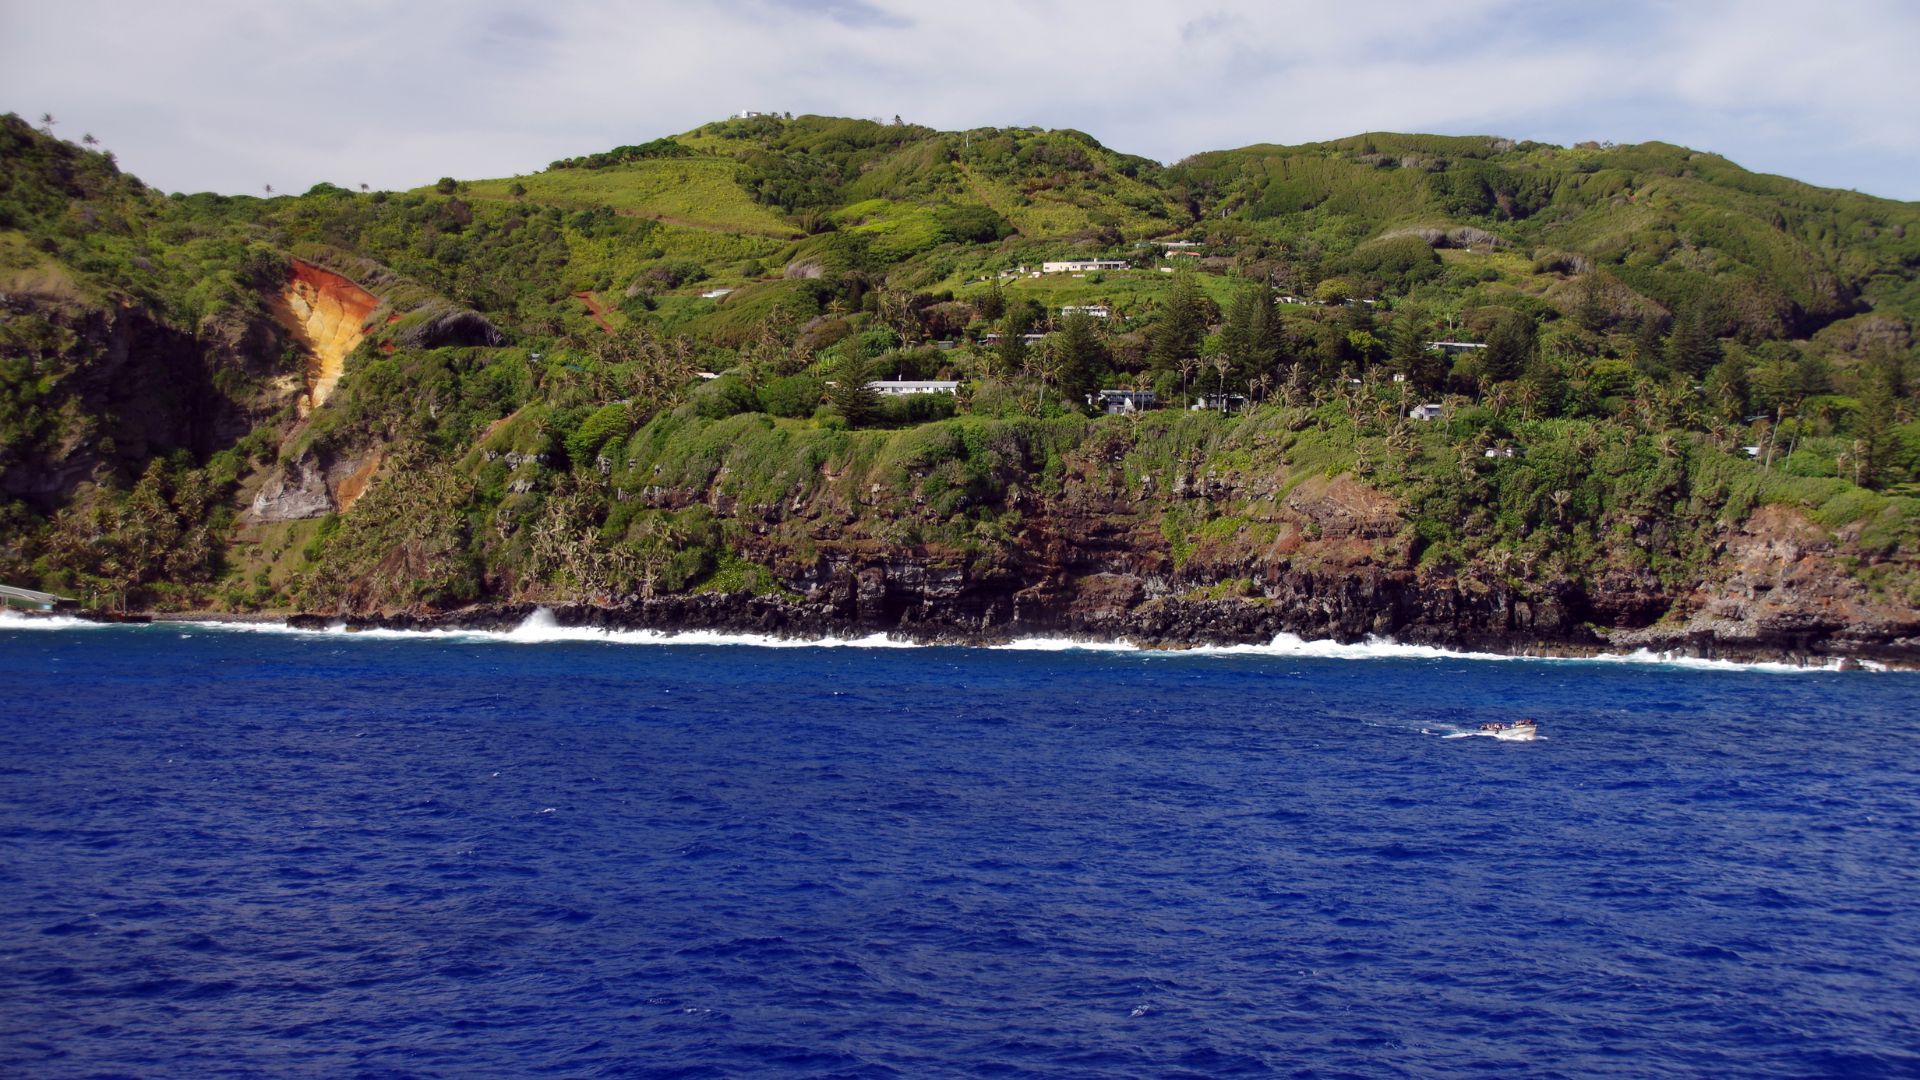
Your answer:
[1409,403,1445,421]
[867,380,960,396]
[1092,389,1156,414]
[1427,341,1488,356]
[733,110,773,119]
[1060,304,1110,319]
[1191,392,1248,412]
[1041,259,1128,274]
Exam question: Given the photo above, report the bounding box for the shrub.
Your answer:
[760,373,823,418]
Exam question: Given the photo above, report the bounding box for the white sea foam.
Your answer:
[46,607,1898,672]
[180,607,917,650]
[992,636,1140,652]
[1185,633,1873,673]
[0,610,104,630]
[1183,633,1520,663]
[1584,648,1885,674]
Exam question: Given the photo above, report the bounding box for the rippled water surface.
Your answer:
[2,620,1917,1077]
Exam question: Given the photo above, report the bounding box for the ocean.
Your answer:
[1,613,1916,1077]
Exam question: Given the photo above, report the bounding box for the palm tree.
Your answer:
[37,112,56,134]
[1486,384,1511,418]
[263,183,274,195]
[1515,382,1539,422]
[81,132,98,147]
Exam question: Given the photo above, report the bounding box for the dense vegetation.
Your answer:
[1,111,1916,622]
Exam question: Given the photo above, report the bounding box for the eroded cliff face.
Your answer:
[249,448,384,522]
[1605,505,1920,661]
[318,425,1918,664]
[277,259,378,414]
[0,290,286,509]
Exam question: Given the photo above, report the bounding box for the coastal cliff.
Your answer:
[296,408,1920,666]
[3,112,1916,664]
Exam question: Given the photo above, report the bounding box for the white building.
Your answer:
[867,380,960,396]
[1427,341,1488,356]
[1409,403,1445,421]
[1060,304,1110,319]
[1092,389,1156,414]
[1041,259,1128,274]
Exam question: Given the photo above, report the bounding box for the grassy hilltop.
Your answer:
[1,111,1916,654]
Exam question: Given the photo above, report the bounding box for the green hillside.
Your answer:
[1,110,1916,654]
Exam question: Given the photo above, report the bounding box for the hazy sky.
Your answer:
[5,0,1918,200]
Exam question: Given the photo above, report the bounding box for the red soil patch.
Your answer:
[330,450,384,512]
[574,290,614,333]
[289,258,379,325]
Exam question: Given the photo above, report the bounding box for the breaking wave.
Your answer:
[178,607,916,649]
[0,610,105,630]
[31,608,1889,672]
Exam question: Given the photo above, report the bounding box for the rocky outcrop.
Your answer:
[1601,506,1920,665]
[248,447,384,522]
[391,302,503,350]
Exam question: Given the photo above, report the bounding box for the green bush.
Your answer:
[759,373,823,418]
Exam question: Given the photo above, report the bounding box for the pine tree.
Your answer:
[1665,300,1723,378]
[1051,311,1105,407]
[1480,310,1535,384]
[1632,315,1668,377]
[1148,273,1207,376]
[1221,284,1280,385]
[1572,274,1609,332]
[823,351,878,426]
[995,306,1029,379]
[976,279,1006,321]
[1390,307,1444,393]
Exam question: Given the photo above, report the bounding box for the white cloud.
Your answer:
[3,0,1917,198]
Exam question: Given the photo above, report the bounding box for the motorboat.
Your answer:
[1478,718,1539,741]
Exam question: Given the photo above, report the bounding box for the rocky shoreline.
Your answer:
[233,587,1920,669]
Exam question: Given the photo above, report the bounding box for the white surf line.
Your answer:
[0,610,107,630]
[124,610,1897,672]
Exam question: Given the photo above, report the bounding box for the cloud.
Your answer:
[2,0,1917,198]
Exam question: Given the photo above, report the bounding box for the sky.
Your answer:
[4,0,1919,200]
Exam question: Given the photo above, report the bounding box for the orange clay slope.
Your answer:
[281,259,380,413]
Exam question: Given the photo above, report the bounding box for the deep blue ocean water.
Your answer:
[1,619,1917,1078]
